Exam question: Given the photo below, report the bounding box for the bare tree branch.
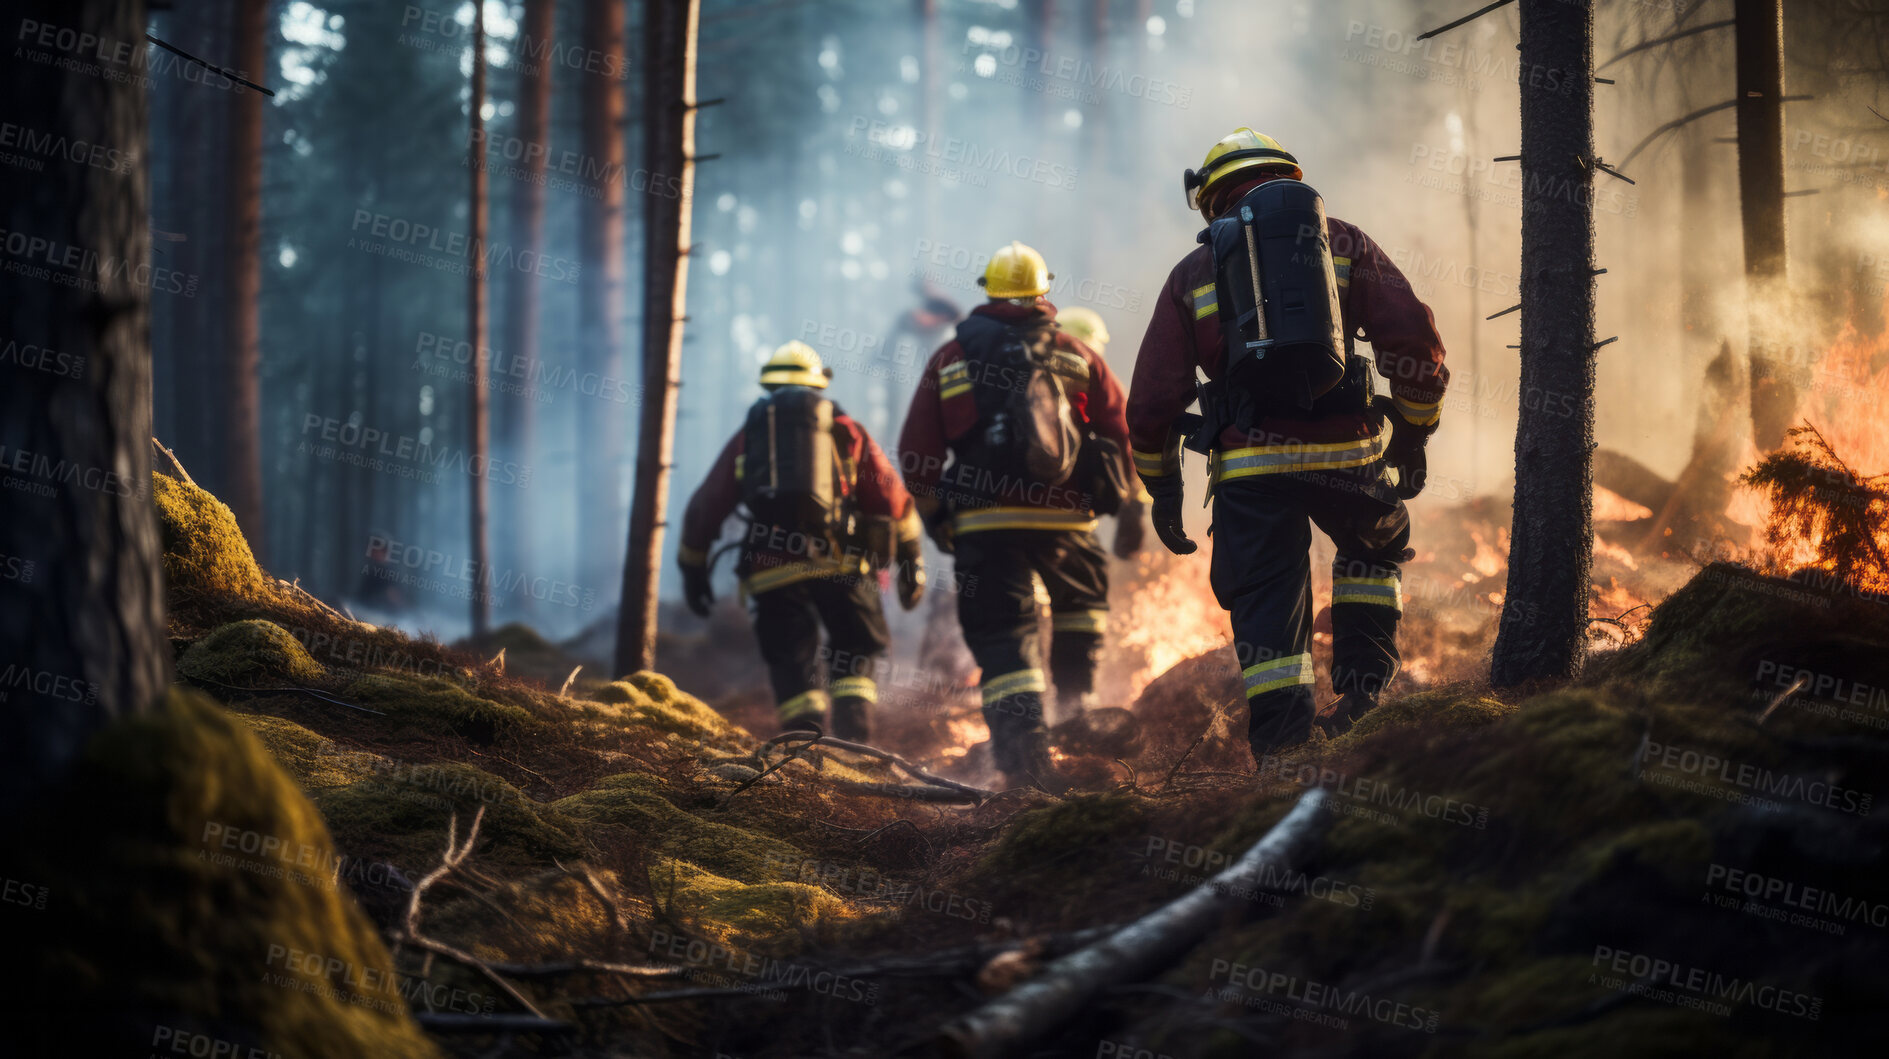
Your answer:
[1417,0,1516,41]
[1597,19,1733,71]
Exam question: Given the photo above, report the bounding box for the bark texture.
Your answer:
[1735,0,1793,450]
[468,0,492,637]
[223,0,267,554]
[500,0,555,578]
[616,0,702,676]
[0,0,170,808]
[1490,0,1598,687]
[577,0,628,597]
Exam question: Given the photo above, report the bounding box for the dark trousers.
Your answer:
[1209,462,1410,756]
[747,573,889,741]
[952,529,1110,775]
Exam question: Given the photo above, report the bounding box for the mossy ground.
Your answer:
[6,690,438,1058]
[133,470,1889,1057]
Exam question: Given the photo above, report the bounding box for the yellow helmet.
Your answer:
[1183,128,1302,217]
[758,340,832,389]
[1057,306,1110,352]
[978,241,1053,300]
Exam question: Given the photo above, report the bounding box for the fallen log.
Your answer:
[937,789,1330,1059]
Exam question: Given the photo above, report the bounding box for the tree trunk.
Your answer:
[0,0,170,809]
[1490,0,1598,688]
[1736,0,1792,450]
[578,0,628,602]
[468,0,492,637]
[161,0,232,498]
[614,0,700,676]
[223,0,267,558]
[501,0,555,586]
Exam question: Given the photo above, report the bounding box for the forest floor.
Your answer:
[135,464,1889,1057]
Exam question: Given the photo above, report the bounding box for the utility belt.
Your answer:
[733,507,895,591]
[941,431,1128,533]
[1176,353,1384,493]
[1184,352,1375,455]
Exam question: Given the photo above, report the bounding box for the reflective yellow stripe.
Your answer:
[778,689,828,721]
[937,362,970,396]
[678,545,708,566]
[1131,447,1172,477]
[1191,282,1218,320]
[897,507,923,543]
[1051,609,1108,634]
[734,453,744,482]
[940,382,974,400]
[1333,256,1352,288]
[953,506,1099,534]
[981,668,1047,704]
[1391,392,1442,427]
[742,557,867,595]
[759,368,830,388]
[1332,575,1402,611]
[831,675,878,702]
[1243,652,1315,697]
[1212,429,1386,481]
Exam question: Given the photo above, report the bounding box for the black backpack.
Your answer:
[1203,178,1347,415]
[741,388,843,544]
[954,314,1082,488]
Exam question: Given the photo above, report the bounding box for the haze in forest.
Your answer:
[144,0,1889,643]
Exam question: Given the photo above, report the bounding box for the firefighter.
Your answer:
[1127,129,1448,759]
[1059,305,1150,564]
[678,341,925,742]
[899,242,1136,789]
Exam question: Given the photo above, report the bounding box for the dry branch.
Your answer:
[937,789,1331,1058]
[793,733,995,799]
[150,438,195,485]
[1596,19,1733,71]
[395,807,690,1024]
[570,927,1119,1008]
[1416,0,1515,41]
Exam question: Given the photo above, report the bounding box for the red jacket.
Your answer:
[679,402,916,594]
[897,299,1132,535]
[1126,196,1448,483]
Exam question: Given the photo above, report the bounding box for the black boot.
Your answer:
[985,694,1060,792]
[1248,692,1315,761]
[829,696,871,743]
[1314,692,1378,739]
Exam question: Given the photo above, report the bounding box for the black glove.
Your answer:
[1143,474,1196,556]
[896,540,926,611]
[924,514,955,555]
[1375,396,1438,500]
[681,562,714,617]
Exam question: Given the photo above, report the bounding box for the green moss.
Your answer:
[316,761,584,869]
[179,620,326,687]
[230,712,369,794]
[8,689,437,1057]
[343,672,539,743]
[1470,1009,1764,1059]
[582,674,747,743]
[153,471,271,601]
[556,773,804,883]
[653,859,858,954]
[1345,686,1515,741]
[966,791,1149,906]
[1566,818,1713,892]
[588,680,653,707]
